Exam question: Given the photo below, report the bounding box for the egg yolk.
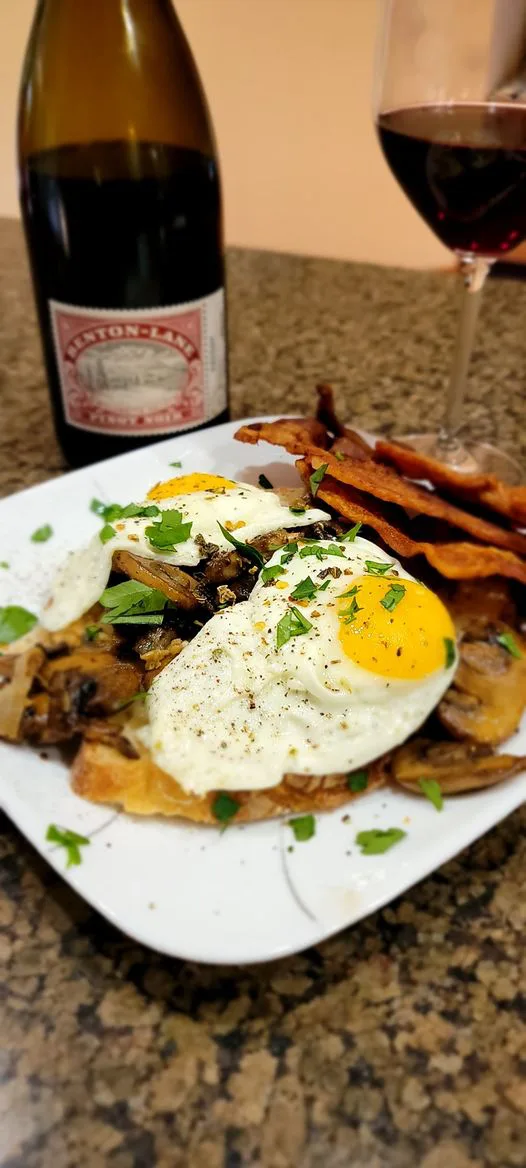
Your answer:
[336,575,455,680]
[147,473,237,500]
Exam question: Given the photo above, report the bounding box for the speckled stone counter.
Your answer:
[1,216,525,1168]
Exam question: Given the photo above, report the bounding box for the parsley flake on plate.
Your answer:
[496,631,522,659]
[99,580,167,626]
[347,769,368,792]
[212,792,240,824]
[146,509,192,551]
[280,542,299,565]
[217,522,265,570]
[309,463,328,497]
[380,582,406,612]
[0,605,38,644]
[340,522,362,542]
[443,637,456,668]
[288,814,315,842]
[99,524,116,544]
[261,564,286,583]
[334,451,346,461]
[276,605,313,648]
[31,524,53,543]
[91,498,160,522]
[0,561,9,569]
[299,543,345,561]
[289,505,306,514]
[364,560,395,576]
[289,575,317,601]
[46,824,90,867]
[339,596,362,625]
[169,460,182,468]
[418,778,443,811]
[356,828,406,855]
[84,625,101,642]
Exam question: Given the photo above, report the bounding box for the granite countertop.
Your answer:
[1,216,525,1168]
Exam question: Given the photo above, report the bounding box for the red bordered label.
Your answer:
[49,290,226,436]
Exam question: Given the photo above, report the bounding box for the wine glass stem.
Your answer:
[438,255,492,456]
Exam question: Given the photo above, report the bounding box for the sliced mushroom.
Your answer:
[112,550,207,610]
[37,649,143,741]
[134,627,187,680]
[438,622,526,745]
[203,549,244,584]
[393,737,526,794]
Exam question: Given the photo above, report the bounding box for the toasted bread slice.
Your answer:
[71,736,387,823]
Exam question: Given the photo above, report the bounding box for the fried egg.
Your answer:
[147,537,458,794]
[41,474,328,631]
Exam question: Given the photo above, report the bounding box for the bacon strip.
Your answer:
[296,461,526,585]
[375,439,526,527]
[235,419,526,556]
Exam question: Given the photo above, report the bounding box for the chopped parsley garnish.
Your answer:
[91,498,160,522]
[99,579,167,625]
[318,579,330,591]
[289,575,317,601]
[340,522,362,542]
[364,560,395,576]
[258,473,273,490]
[356,828,406,855]
[261,564,286,582]
[280,542,299,565]
[339,596,362,624]
[99,524,116,544]
[334,451,346,461]
[347,769,368,793]
[309,463,328,497]
[146,509,192,551]
[380,582,406,612]
[288,814,315,842]
[0,561,9,569]
[496,631,522,659]
[276,605,313,648]
[46,824,90,867]
[84,625,101,642]
[289,505,307,514]
[299,543,345,561]
[341,584,360,597]
[212,792,240,824]
[418,778,443,811]
[0,605,38,644]
[444,637,456,668]
[31,524,53,543]
[116,691,148,712]
[169,460,182,468]
[218,522,265,569]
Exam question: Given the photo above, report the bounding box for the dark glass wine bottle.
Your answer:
[18,0,228,467]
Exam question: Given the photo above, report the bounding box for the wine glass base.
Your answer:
[394,432,523,484]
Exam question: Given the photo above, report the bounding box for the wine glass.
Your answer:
[374,0,526,483]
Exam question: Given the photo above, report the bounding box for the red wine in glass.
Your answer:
[377,103,526,257]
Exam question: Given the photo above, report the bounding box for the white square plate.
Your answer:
[1,418,524,965]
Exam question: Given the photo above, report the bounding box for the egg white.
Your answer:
[147,538,457,795]
[40,483,328,631]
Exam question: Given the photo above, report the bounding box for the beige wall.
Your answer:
[0,0,460,269]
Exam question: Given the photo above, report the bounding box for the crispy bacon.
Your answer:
[375,438,526,526]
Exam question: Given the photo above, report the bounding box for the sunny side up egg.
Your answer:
[147,537,458,795]
[40,474,328,631]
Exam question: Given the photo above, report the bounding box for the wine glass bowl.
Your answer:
[374,0,526,482]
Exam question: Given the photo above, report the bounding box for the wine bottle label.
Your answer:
[48,289,227,436]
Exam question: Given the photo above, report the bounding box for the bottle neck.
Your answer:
[19,0,215,158]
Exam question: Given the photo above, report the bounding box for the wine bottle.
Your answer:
[18,0,228,468]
